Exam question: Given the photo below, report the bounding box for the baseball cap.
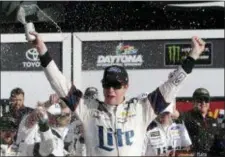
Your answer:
[101,65,129,85]
[84,87,99,99]
[0,116,18,131]
[193,88,210,102]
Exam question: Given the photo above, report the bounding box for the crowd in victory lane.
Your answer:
[0,32,224,157]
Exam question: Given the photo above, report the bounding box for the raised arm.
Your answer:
[29,32,71,97]
[30,32,82,112]
[144,37,205,121]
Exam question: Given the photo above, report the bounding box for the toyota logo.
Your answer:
[25,48,39,61]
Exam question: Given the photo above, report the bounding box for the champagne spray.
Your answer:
[17,6,36,41]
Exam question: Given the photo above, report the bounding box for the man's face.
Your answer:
[103,81,128,105]
[0,130,16,144]
[10,94,24,110]
[159,112,171,125]
[194,97,210,114]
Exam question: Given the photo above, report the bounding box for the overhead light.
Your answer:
[167,2,224,8]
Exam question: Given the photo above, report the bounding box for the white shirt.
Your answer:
[43,60,189,156]
[0,144,18,156]
[64,115,86,156]
[142,121,192,156]
[16,114,69,156]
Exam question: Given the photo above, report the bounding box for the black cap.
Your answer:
[193,88,210,100]
[102,65,129,84]
[84,87,99,99]
[0,116,18,131]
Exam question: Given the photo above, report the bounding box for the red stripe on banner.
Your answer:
[176,100,225,112]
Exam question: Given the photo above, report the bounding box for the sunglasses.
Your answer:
[102,82,123,89]
[195,96,210,103]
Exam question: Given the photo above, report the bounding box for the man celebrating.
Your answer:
[30,31,205,156]
[16,95,72,156]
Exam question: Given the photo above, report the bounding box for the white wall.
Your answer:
[1,72,54,108]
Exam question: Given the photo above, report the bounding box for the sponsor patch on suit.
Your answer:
[150,131,160,137]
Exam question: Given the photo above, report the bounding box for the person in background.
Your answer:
[16,94,74,156]
[8,87,33,126]
[142,101,192,156]
[220,119,225,156]
[64,87,98,156]
[180,88,221,156]
[84,87,99,100]
[217,109,225,125]
[0,116,18,156]
[64,113,86,156]
[210,109,225,156]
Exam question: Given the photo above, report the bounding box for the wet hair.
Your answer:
[10,87,25,98]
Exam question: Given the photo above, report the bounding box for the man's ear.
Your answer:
[124,84,129,90]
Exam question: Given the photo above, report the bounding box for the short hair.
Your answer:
[10,87,25,98]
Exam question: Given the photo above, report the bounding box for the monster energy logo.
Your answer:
[168,45,181,64]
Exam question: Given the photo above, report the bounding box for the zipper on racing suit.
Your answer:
[113,101,131,156]
[113,106,120,156]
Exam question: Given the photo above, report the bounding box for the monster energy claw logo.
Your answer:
[168,45,181,64]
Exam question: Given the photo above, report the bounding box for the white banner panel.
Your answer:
[1,33,71,108]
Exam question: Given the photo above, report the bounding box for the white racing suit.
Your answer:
[64,114,86,156]
[41,58,191,156]
[16,114,69,156]
[0,143,18,156]
[142,120,192,156]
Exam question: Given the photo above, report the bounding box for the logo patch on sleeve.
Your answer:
[150,131,160,137]
[172,72,186,86]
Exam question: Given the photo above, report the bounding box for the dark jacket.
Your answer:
[7,106,33,126]
[180,109,220,156]
[4,106,33,142]
[209,120,225,157]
